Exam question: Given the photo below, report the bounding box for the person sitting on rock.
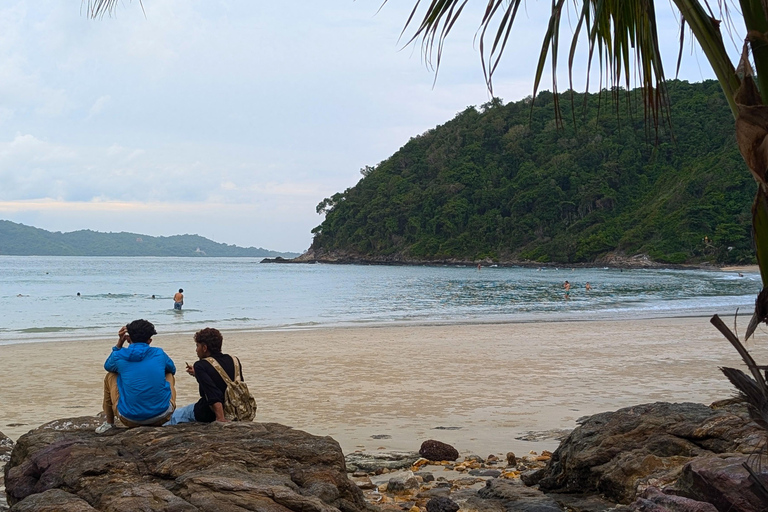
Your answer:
[96,319,177,433]
[165,327,253,424]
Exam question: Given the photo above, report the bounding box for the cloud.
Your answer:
[87,95,111,119]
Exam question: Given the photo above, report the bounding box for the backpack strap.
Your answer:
[231,357,243,382]
[204,357,234,385]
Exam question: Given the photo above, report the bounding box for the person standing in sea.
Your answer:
[174,289,184,310]
[564,281,571,300]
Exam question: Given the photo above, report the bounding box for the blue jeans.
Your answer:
[164,403,196,425]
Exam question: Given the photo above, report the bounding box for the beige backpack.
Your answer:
[204,356,257,421]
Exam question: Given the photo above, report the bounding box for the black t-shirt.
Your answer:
[192,353,245,422]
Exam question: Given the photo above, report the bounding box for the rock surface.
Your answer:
[4,417,371,512]
[345,451,421,473]
[537,401,767,505]
[628,487,718,512]
[419,441,459,462]
[0,430,13,512]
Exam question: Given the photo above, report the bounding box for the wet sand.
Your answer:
[0,316,760,456]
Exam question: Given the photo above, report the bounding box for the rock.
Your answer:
[537,402,763,504]
[0,430,13,511]
[346,451,421,473]
[426,496,459,512]
[464,455,484,463]
[387,472,420,493]
[417,487,451,499]
[351,475,377,490]
[628,487,718,512]
[415,471,435,482]
[487,454,498,462]
[506,452,516,466]
[520,468,547,486]
[674,454,767,511]
[5,418,371,512]
[419,440,459,462]
[468,469,502,478]
[9,489,97,512]
[465,478,563,511]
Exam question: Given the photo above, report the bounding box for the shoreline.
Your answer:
[0,317,759,457]
[0,309,743,347]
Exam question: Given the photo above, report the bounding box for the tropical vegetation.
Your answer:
[311,80,751,265]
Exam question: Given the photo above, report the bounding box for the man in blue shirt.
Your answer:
[96,319,177,433]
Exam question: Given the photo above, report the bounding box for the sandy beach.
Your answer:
[0,316,762,457]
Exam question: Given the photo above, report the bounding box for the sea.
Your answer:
[0,256,761,345]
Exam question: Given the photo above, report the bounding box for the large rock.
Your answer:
[4,417,371,512]
[537,402,765,504]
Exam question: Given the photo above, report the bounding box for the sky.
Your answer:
[0,1,743,253]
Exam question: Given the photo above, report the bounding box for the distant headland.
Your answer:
[0,220,299,258]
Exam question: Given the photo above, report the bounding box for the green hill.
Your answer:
[0,220,299,258]
[308,80,753,265]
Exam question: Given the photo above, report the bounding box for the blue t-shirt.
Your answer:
[104,343,176,421]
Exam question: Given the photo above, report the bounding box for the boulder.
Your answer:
[4,417,371,512]
[537,402,764,503]
[419,440,459,462]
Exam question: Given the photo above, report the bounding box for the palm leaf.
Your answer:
[86,0,144,19]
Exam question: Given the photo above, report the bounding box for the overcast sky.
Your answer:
[0,1,740,253]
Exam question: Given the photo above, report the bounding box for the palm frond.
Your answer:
[721,366,768,430]
[86,0,144,19]
[389,1,742,123]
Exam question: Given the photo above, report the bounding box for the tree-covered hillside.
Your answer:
[0,220,298,258]
[310,80,753,265]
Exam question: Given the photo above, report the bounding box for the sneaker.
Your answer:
[95,422,113,434]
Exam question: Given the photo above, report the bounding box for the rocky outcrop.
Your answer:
[537,401,767,507]
[4,417,370,512]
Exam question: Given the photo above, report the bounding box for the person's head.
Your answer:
[179,288,184,293]
[194,327,223,358]
[126,319,157,344]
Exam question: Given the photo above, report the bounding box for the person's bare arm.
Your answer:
[211,402,228,422]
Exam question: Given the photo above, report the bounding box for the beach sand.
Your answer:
[0,316,762,457]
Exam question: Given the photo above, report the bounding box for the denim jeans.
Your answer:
[164,403,197,425]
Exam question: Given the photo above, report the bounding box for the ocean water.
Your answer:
[0,256,761,345]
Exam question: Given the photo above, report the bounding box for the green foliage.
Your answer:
[311,80,754,265]
[0,221,298,258]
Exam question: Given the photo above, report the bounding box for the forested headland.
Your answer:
[0,220,298,258]
[306,80,753,266]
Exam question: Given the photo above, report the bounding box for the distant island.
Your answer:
[303,80,754,266]
[0,220,299,258]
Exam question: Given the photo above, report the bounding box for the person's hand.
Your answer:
[117,326,130,348]
[185,362,195,377]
